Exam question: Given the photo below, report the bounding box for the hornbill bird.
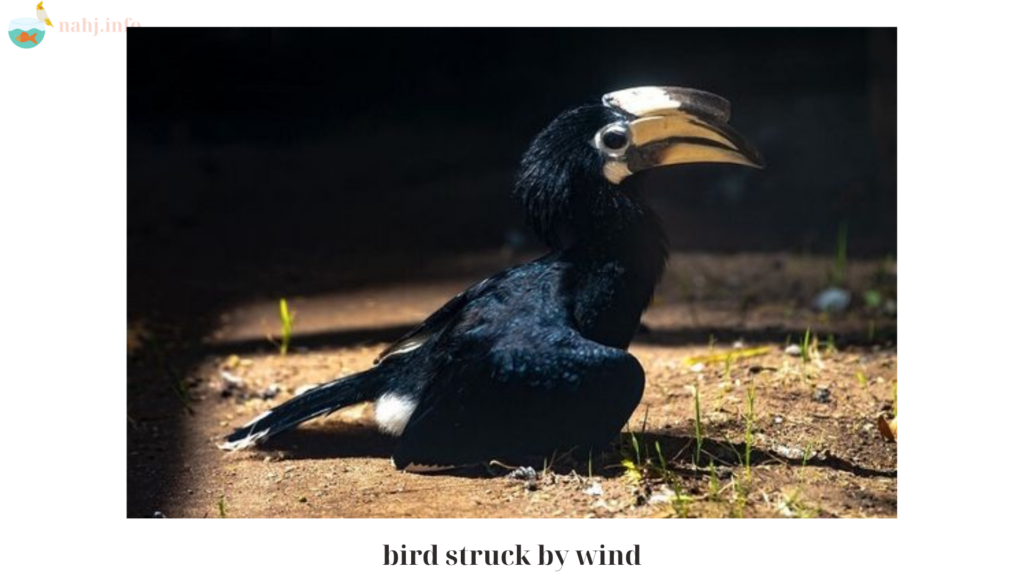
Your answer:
[221,86,763,471]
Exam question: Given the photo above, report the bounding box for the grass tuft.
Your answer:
[278,298,295,355]
[743,387,756,480]
[779,489,819,518]
[694,388,704,467]
[828,221,848,286]
[620,432,644,485]
[708,460,721,500]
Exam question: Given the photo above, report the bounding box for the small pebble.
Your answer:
[773,444,804,459]
[507,466,537,482]
[260,384,281,400]
[647,487,676,505]
[814,287,852,312]
[784,344,802,356]
[152,511,166,518]
[220,370,244,385]
[884,299,897,316]
[584,482,604,496]
[211,371,244,398]
[813,387,831,403]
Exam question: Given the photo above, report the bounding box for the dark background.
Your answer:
[129,28,895,318]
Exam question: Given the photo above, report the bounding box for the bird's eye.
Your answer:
[595,124,630,157]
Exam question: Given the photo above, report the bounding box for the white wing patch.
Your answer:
[374,393,418,436]
[216,410,273,451]
[376,336,427,363]
[217,429,269,451]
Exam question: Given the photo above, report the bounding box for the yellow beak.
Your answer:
[602,86,764,183]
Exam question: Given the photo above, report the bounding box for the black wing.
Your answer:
[391,331,644,470]
[373,261,532,365]
[373,288,472,364]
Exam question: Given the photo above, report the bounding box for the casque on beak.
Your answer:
[599,86,764,183]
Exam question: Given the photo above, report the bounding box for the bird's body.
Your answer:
[369,238,659,469]
[223,86,762,471]
[36,2,52,28]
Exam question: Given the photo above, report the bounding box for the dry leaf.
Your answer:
[877,415,897,442]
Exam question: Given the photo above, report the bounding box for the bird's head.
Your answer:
[514,86,763,248]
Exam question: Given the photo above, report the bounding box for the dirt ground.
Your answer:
[127,252,896,518]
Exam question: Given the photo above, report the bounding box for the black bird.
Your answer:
[221,86,763,471]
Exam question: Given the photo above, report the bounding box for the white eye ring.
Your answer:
[593,123,631,158]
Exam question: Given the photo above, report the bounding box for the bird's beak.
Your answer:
[602,86,764,183]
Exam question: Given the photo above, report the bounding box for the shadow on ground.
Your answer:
[245,424,895,482]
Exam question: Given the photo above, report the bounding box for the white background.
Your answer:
[1,0,1020,573]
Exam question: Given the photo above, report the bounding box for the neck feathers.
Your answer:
[563,196,668,349]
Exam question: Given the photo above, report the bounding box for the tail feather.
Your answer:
[219,370,382,451]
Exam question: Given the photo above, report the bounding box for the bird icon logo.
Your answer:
[36,2,52,28]
[8,1,51,49]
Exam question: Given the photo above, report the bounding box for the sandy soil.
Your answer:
[128,252,896,518]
